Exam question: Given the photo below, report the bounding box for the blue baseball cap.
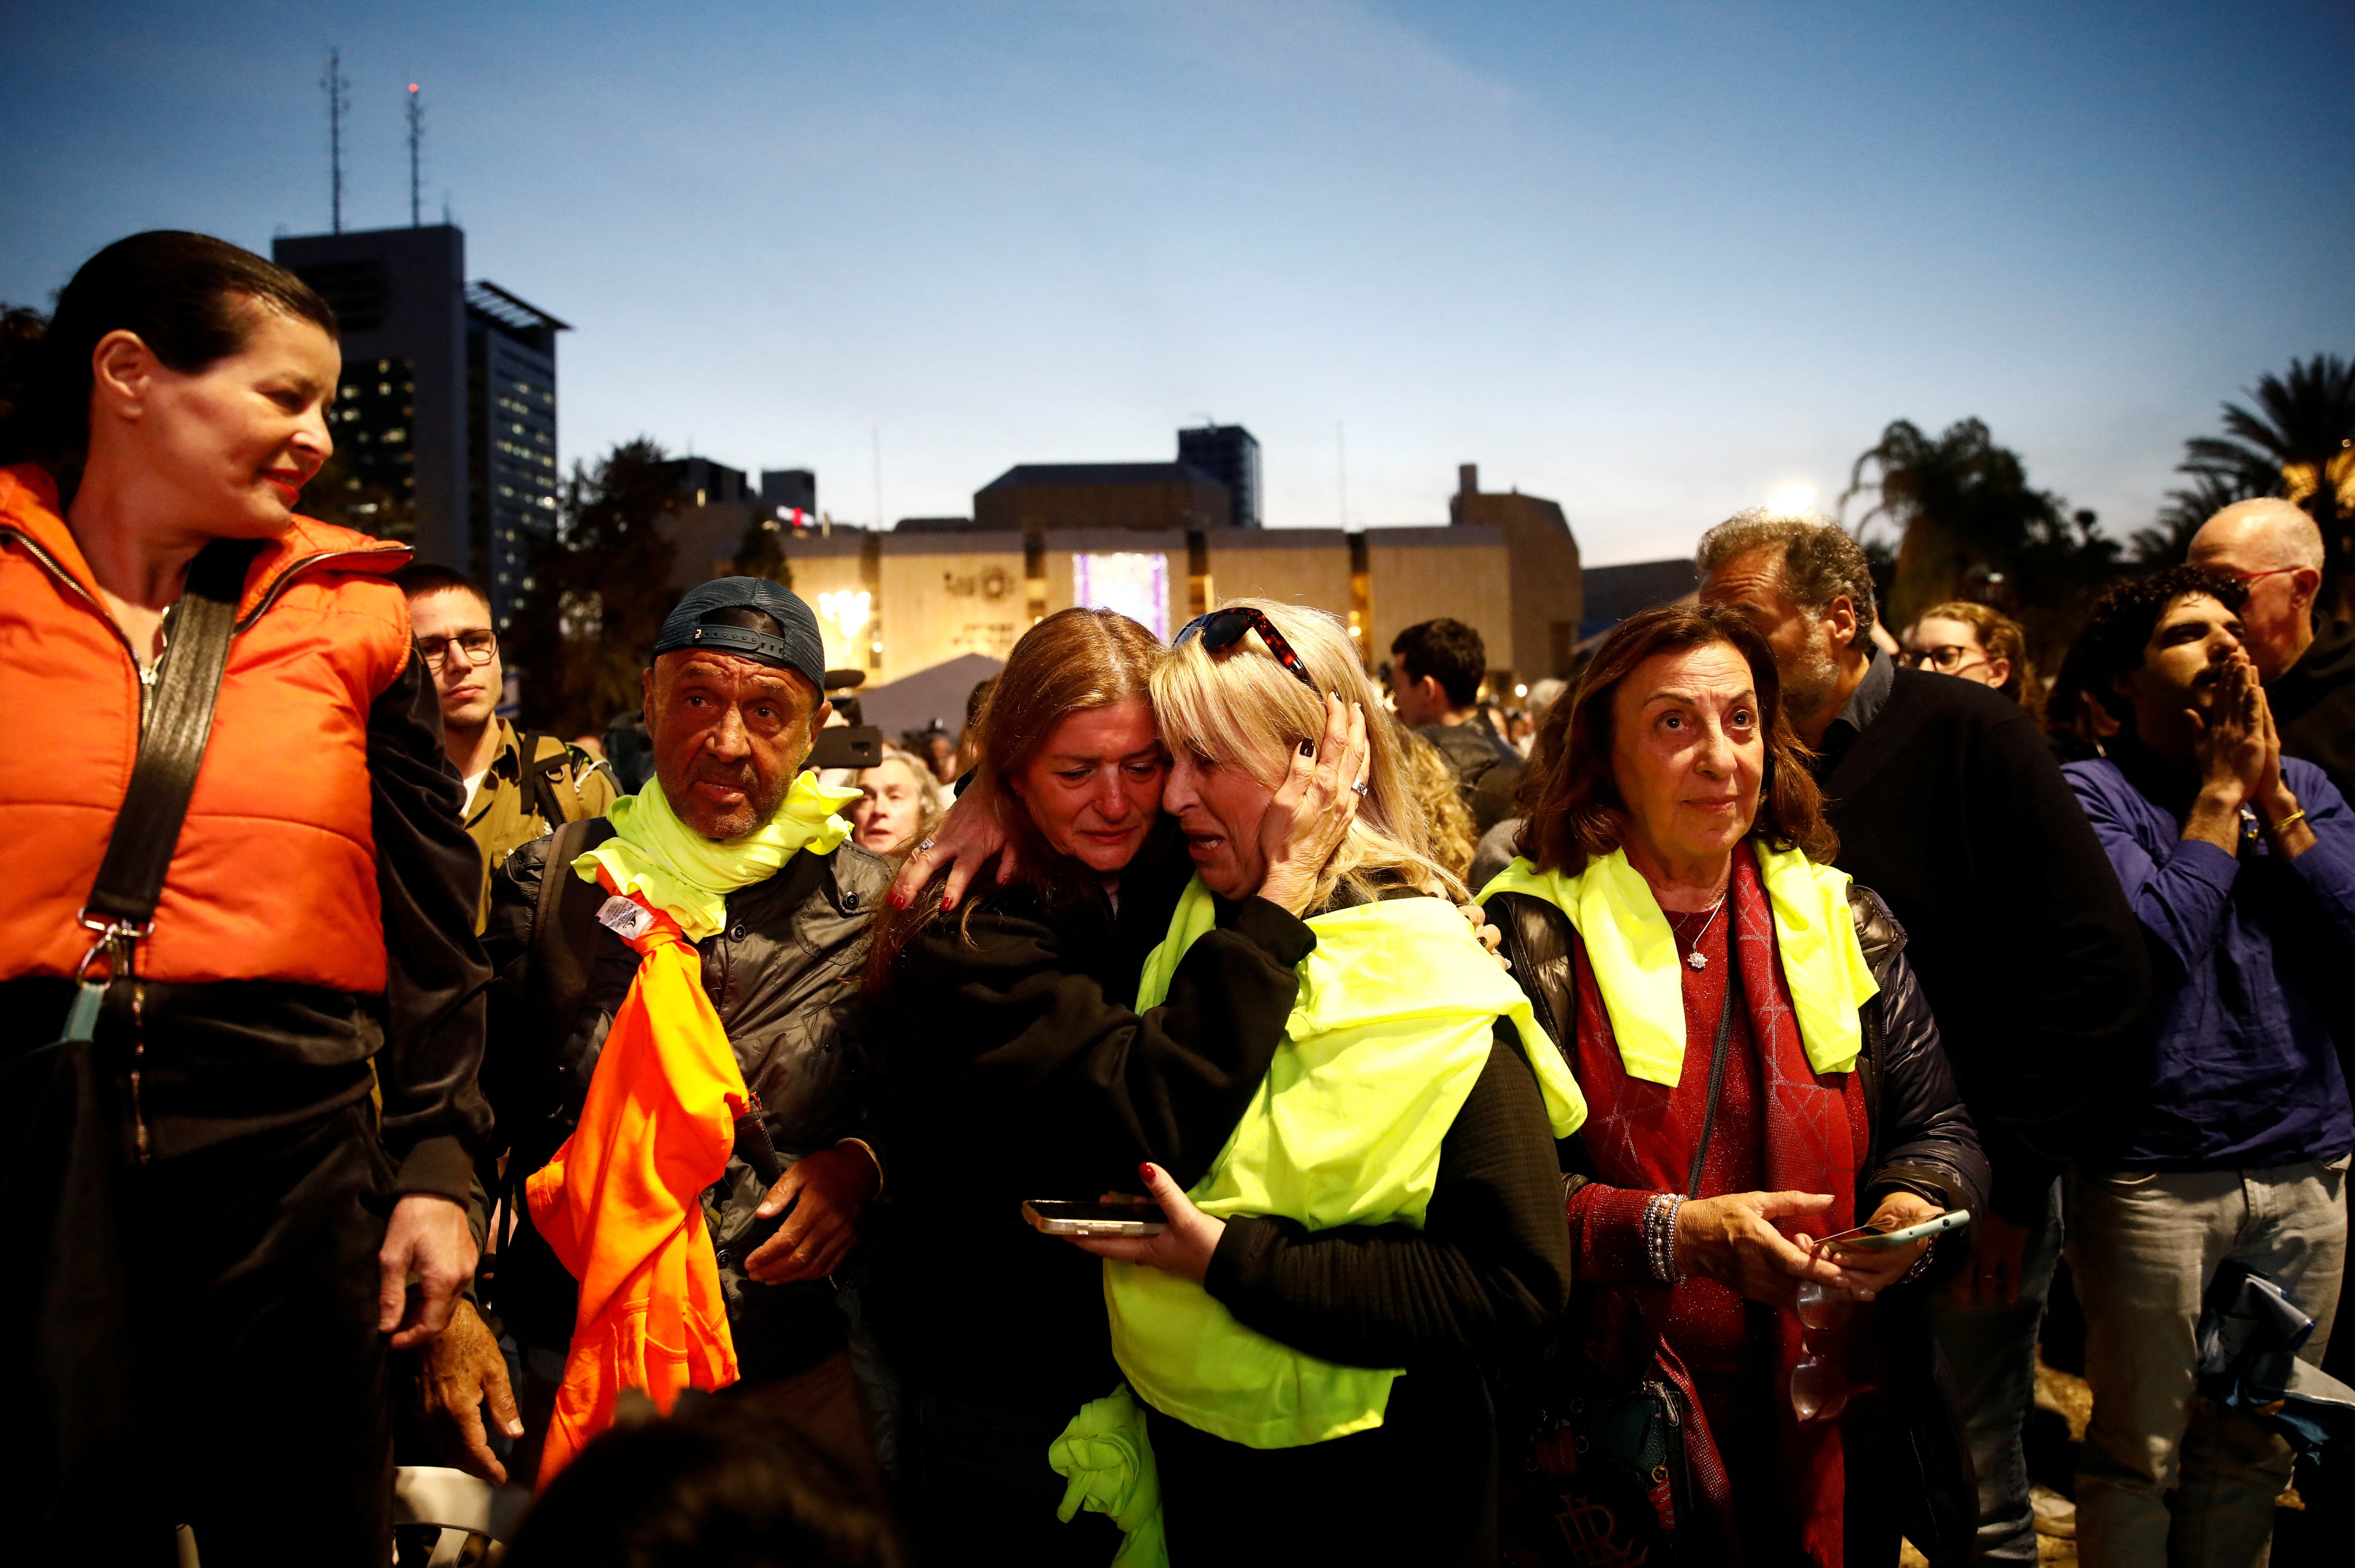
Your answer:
[651,577,828,696]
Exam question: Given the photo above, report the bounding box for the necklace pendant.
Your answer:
[1687,949,1708,971]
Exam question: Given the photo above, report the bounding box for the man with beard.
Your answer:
[1698,509,2148,1567]
[406,578,892,1488]
[2057,566,2352,1565]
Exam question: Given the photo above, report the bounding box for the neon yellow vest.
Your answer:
[1475,844,1878,1086]
[1103,878,1586,1449]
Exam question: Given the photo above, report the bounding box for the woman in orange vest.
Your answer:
[0,232,492,1565]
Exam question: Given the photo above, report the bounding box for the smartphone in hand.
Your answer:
[1824,1208,1972,1256]
[1022,1199,1168,1238]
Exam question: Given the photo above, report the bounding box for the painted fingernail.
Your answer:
[1299,740,1315,756]
[1139,1162,1157,1183]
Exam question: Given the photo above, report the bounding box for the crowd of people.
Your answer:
[5,231,2351,1568]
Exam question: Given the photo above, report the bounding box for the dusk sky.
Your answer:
[5,1,2349,564]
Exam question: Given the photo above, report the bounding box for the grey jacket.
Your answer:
[477,816,891,1380]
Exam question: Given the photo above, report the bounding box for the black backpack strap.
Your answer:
[519,731,578,830]
[63,538,263,1035]
[530,815,617,1053]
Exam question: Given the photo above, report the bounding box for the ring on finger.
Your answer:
[1350,778,1371,796]
[915,837,937,853]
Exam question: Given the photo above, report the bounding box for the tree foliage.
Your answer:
[2175,354,2355,599]
[730,514,793,586]
[1842,417,2121,668]
[2130,473,2253,565]
[504,437,682,736]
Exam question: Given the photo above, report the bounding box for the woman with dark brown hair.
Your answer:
[865,606,1367,1565]
[1481,601,1988,1567]
[0,232,489,1562]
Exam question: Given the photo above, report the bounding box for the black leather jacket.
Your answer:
[476,817,891,1381]
[1488,875,1990,1565]
[1490,881,1988,1218]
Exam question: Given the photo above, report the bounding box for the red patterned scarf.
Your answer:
[1568,843,1872,1567]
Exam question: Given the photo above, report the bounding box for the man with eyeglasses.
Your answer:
[393,564,617,927]
[2191,498,2355,802]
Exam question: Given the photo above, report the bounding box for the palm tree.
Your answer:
[2179,354,2355,601]
[2130,473,2255,565]
[1842,417,2120,669]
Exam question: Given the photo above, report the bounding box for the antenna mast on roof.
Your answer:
[406,83,423,227]
[322,48,351,233]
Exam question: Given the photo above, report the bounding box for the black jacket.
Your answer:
[1814,661,2146,1222]
[1419,719,1525,836]
[2273,616,2355,806]
[1489,881,1988,1219]
[868,827,1316,1413]
[477,817,891,1381]
[1489,875,1989,1563]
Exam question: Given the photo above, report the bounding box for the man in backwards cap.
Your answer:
[408,579,894,1487]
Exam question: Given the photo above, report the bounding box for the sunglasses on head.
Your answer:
[1173,607,1320,692]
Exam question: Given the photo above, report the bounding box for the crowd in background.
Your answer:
[6,231,2353,1568]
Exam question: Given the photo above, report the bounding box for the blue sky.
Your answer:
[4,1,2348,563]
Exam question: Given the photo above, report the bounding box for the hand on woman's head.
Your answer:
[1253,693,1370,915]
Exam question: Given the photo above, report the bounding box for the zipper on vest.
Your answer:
[128,978,152,1163]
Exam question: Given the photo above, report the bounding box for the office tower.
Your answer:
[274,223,567,628]
[1177,424,1263,530]
[761,469,817,519]
[467,283,567,626]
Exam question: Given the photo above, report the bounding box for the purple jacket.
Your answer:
[2063,752,2355,1170]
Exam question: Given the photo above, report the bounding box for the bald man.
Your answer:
[2190,498,2355,800]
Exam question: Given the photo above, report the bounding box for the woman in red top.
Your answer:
[1484,603,1988,1566]
[0,232,490,1565]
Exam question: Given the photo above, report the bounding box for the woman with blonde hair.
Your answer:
[867,607,1366,1565]
[1398,723,1479,881]
[1055,599,1583,1567]
[1905,599,2041,718]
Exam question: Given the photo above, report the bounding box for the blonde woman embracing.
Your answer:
[1051,600,1583,1568]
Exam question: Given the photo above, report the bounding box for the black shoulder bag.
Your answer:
[1,537,259,1528]
[1501,953,1742,1568]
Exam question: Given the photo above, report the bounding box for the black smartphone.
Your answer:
[1021,1199,1168,1237]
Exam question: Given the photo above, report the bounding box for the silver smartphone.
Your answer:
[1825,1208,1972,1254]
[1022,1199,1168,1238]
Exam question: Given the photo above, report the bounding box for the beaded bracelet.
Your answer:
[1642,1192,1686,1284]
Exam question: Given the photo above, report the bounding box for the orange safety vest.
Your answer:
[524,869,746,1485]
[0,463,412,991]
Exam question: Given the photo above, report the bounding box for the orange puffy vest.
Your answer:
[0,463,413,992]
[525,873,745,1486]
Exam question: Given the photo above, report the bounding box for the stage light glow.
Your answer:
[1766,485,1817,517]
[818,589,872,643]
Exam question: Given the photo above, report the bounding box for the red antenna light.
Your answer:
[409,83,419,93]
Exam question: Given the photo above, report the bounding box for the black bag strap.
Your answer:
[1683,938,1742,1200]
[58,538,259,1043]
[519,731,576,830]
[80,539,262,933]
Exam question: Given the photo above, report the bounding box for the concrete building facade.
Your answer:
[1449,464,1583,681]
